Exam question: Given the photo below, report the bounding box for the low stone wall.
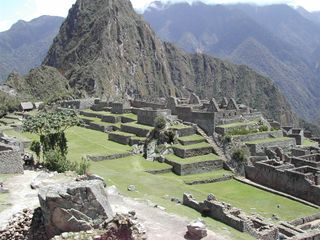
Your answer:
[246,138,296,155]
[0,150,24,174]
[145,168,173,174]
[120,125,150,137]
[174,127,196,137]
[90,101,109,111]
[86,152,132,161]
[137,108,171,126]
[80,111,104,119]
[108,133,131,145]
[131,100,166,110]
[291,157,320,168]
[165,159,223,175]
[101,115,121,123]
[290,212,320,227]
[232,130,283,142]
[245,161,320,205]
[172,146,213,158]
[84,122,114,132]
[184,174,233,185]
[60,99,96,110]
[183,193,278,240]
[178,138,205,146]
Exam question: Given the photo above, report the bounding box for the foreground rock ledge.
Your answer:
[38,180,114,238]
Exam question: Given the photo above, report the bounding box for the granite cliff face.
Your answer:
[38,0,296,124]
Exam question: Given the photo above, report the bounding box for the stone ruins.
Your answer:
[0,92,319,239]
[58,93,320,239]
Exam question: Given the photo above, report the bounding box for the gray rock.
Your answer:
[38,180,114,238]
[127,185,136,192]
[207,193,216,201]
[187,219,207,239]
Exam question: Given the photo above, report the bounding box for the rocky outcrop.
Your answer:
[38,180,114,238]
[0,208,47,240]
[38,0,296,124]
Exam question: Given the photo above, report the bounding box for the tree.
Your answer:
[23,109,84,173]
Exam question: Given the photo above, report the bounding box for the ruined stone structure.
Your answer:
[245,159,320,205]
[183,193,279,240]
[59,98,96,110]
[0,144,23,174]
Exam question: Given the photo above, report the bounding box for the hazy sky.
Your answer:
[0,0,319,31]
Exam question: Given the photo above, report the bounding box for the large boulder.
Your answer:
[38,180,114,238]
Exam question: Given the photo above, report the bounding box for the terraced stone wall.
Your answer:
[0,148,23,174]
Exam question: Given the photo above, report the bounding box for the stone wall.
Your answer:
[183,193,279,240]
[245,161,320,205]
[60,99,96,110]
[120,124,150,137]
[246,138,296,155]
[172,146,213,158]
[137,108,171,126]
[166,159,223,175]
[131,100,166,110]
[232,130,283,142]
[108,133,132,145]
[291,156,320,168]
[0,149,24,174]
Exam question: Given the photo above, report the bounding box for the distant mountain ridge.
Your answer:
[143,2,320,123]
[5,0,296,126]
[0,15,64,81]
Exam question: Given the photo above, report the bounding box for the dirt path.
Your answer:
[108,188,230,240]
[0,172,230,239]
[0,171,39,229]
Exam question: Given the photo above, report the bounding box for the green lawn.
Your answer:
[217,120,257,129]
[110,131,135,137]
[246,137,292,144]
[302,139,318,147]
[4,127,131,162]
[191,180,318,222]
[82,109,137,121]
[166,153,220,164]
[178,134,205,142]
[161,169,233,183]
[7,126,319,240]
[171,124,191,129]
[80,116,121,128]
[122,122,154,130]
[173,142,211,150]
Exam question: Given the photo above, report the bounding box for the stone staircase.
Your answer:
[195,126,227,162]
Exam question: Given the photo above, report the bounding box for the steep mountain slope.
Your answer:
[0,16,64,81]
[143,2,320,123]
[6,66,71,101]
[13,0,295,124]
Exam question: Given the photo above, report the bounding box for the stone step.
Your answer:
[172,143,213,158]
[120,123,152,137]
[178,134,206,145]
[171,125,196,137]
[108,131,135,145]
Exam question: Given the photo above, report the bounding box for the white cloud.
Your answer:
[1,0,320,32]
[131,0,320,11]
[0,20,10,32]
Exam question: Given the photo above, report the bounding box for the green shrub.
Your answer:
[154,116,166,130]
[44,150,76,173]
[77,158,90,175]
[258,125,269,132]
[30,141,41,160]
[232,147,249,163]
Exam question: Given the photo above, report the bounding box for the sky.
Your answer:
[0,0,320,32]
